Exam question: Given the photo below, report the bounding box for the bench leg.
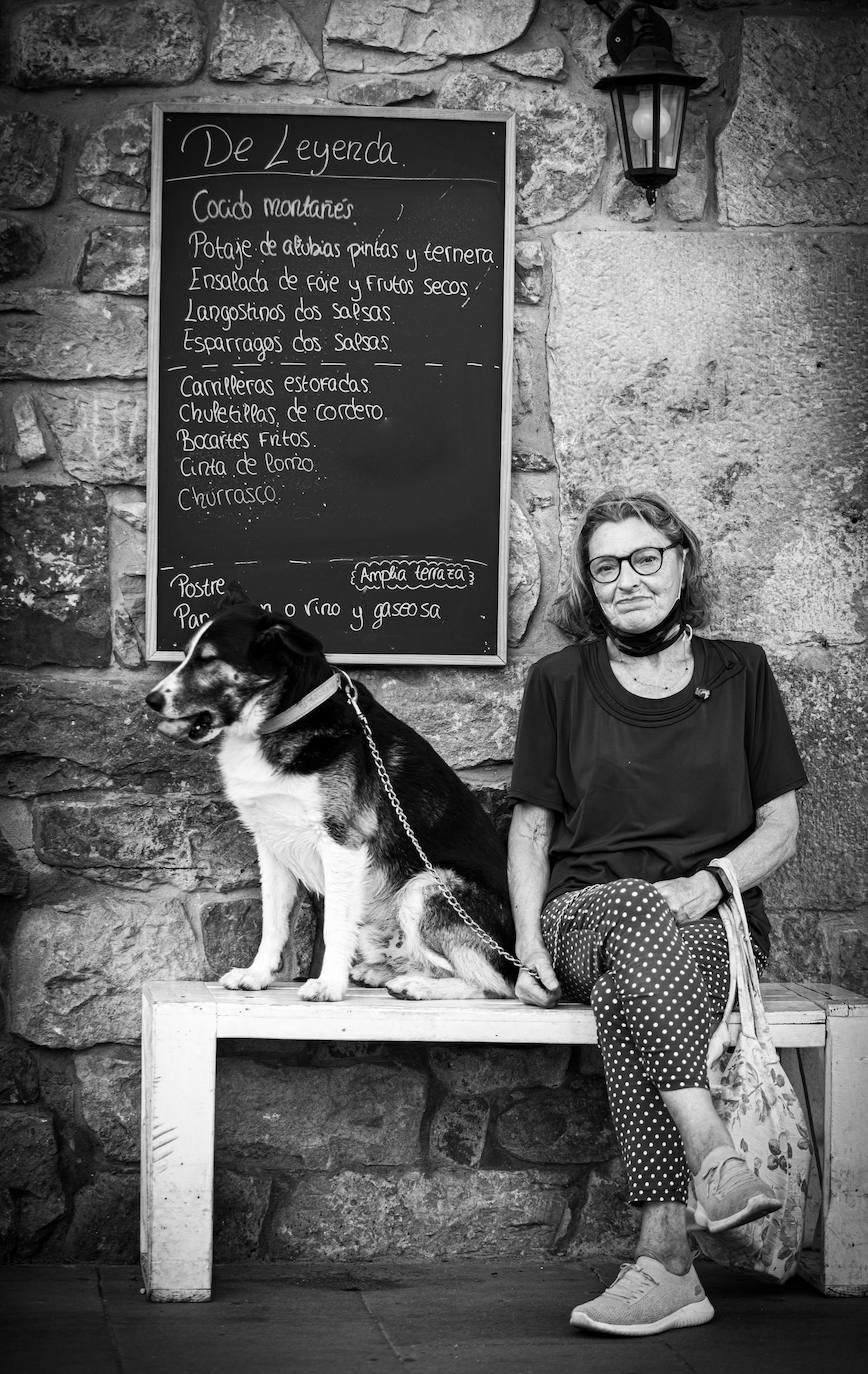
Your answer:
[791,987,868,1296]
[140,991,217,1302]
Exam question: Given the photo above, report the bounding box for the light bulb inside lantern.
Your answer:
[631,93,671,141]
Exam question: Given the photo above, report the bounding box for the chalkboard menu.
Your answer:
[146,104,515,663]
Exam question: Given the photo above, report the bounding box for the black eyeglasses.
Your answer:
[588,543,680,584]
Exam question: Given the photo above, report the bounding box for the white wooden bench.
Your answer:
[140,981,868,1302]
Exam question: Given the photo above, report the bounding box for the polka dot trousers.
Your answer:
[540,878,768,1206]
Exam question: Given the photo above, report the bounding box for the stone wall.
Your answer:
[0,0,865,1264]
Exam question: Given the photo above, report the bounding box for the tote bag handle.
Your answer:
[709,858,773,1046]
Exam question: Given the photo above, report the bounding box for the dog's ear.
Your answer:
[217,581,250,609]
[250,619,324,675]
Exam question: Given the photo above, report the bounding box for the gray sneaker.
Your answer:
[692,1145,782,1234]
[570,1256,714,1337]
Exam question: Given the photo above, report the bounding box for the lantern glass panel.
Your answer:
[659,84,685,170]
[611,83,687,175]
[609,89,633,171]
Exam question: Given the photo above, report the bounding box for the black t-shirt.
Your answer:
[509,636,808,954]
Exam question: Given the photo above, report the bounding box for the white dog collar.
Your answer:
[258,673,342,735]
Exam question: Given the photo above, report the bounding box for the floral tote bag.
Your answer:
[688,859,813,1283]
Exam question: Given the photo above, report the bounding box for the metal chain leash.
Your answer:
[338,671,539,979]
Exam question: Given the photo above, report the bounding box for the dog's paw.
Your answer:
[385,974,437,1001]
[350,961,394,988]
[298,977,346,1002]
[219,966,273,991]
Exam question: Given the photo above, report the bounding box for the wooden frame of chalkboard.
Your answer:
[146,103,516,665]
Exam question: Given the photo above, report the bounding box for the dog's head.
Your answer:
[145,599,325,748]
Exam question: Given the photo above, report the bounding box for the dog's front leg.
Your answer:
[299,839,368,1002]
[220,840,296,991]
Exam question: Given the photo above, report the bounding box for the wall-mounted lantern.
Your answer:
[594,3,704,206]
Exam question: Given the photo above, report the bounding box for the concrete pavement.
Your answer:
[3,1258,868,1373]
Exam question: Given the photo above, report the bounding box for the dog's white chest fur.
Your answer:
[219,734,327,892]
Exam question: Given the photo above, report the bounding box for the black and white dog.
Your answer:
[145,600,515,1002]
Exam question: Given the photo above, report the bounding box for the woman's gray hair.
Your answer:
[551,489,715,641]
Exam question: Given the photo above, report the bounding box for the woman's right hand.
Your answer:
[515,948,562,1008]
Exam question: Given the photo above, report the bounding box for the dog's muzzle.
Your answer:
[146,690,219,748]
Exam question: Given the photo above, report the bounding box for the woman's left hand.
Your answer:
[653,871,721,926]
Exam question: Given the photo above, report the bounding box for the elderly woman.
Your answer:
[508,490,807,1337]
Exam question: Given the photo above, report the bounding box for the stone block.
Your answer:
[210,0,321,83]
[76,107,151,212]
[438,73,607,226]
[0,1192,13,1261]
[0,112,64,209]
[512,311,535,422]
[334,76,438,105]
[8,882,207,1048]
[62,1173,138,1262]
[763,653,866,910]
[429,1094,490,1167]
[324,0,536,73]
[563,1161,635,1260]
[33,1050,77,1122]
[428,1044,570,1095]
[494,1080,615,1164]
[548,232,867,649]
[75,1047,141,1162]
[10,0,205,89]
[666,11,726,95]
[0,830,29,900]
[717,15,868,227]
[10,394,50,465]
[0,1107,66,1248]
[0,484,111,669]
[112,601,145,671]
[491,47,566,82]
[352,663,527,769]
[201,885,319,981]
[562,3,610,89]
[515,240,544,305]
[214,1170,271,1261]
[0,216,46,280]
[199,892,263,978]
[112,498,147,535]
[110,529,147,671]
[508,499,541,646]
[836,921,868,998]
[601,167,655,225]
[0,666,218,798]
[0,1041,40,1104]
[0,290,147,380]
[33,793,257,891]
[77,226,149,295]
[39,382,146,482]
[216,1058,427,1168]
[512,448,555,474]
[270,1167,569,1259]
[765,909,833,986]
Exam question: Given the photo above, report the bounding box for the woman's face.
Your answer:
[587,516,685,636]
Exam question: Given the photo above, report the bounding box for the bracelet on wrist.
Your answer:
[704,867,730,900]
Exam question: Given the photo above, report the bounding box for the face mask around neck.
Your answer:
[601,594,687,658]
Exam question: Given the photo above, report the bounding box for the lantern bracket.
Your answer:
[606,4,674,66]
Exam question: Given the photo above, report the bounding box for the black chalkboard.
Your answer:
[146,104,515,663]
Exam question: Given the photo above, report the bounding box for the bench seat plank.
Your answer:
[143,981,827,1047]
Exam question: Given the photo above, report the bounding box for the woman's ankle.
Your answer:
[636,1202,693,1275]
[635,1245,693,1277]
